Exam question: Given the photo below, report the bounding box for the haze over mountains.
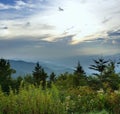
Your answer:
[10,60,74,77]
[9,54,120,77]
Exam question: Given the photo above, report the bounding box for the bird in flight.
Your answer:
[58,7,64,11]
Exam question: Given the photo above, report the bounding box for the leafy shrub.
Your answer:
[0,84,66,114]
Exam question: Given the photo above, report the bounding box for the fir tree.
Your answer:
[0,58,16,93]
[33,62,47,89]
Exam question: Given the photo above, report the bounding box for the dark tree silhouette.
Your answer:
[74,61,85,75]
[50,72,56,83]
[48,72,56,88]
[33,62,47,89]
[89,57,109,78]
[73,61,87,86]
[0,58,16,93]
[103,60,120,90]
[89,57,109,91]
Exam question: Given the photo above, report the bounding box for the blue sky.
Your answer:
[0,0,120,62]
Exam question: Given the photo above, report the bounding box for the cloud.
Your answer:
[0,0,120,61]
[0,0,35,10]
[108,29,120,37]
[84,38,105,43]
[0,35,74,60]
[0,33,119,61]
[102,17,112,24]
[1,0,120,42]
[0,3,12,10]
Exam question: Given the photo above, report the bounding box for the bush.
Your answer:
[0,84,66,114]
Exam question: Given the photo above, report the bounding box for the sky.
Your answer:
[0,0,120,63]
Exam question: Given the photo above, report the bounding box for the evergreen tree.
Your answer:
[103,60,120,90]
[33,62,47,89]
[50,72,56,83]
[48,72,56,88]
[89,57,109,81]
[89,57,109,91]
[73,61,87,86]
[24,74,34,84]
[0,58,16,93]
[74,61,85,75]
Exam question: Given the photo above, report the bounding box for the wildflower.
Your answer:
[97,88,104,93]
[66,96,71,100]
[78,94,81,98]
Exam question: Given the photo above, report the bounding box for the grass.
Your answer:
[0,84,66,114]
[0,84,120,114]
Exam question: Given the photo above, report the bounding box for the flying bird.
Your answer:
[0,26,8,29]
[3,26,8,29]
[58,7,64,11]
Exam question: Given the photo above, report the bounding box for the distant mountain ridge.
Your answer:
[8,54,120,77]
[9,60,74,77]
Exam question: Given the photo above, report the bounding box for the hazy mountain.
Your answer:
[47,54,120,74]
[9,60,74,78]
[9,54,120,77]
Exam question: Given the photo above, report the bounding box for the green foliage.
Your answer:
[56,73,74,90]
[47,72,56,88]
[87,110,109,114]
[0,58,16,93]
[74,61,86,75]
[88,76,102,90]
[102,60,120,91]
[32,62,48,89]
[0,84,66,114]
[89,57,109,76]
[62,86,120,114]
[73,61,88,87]
[50,72,56,83]
[0,57,120,113]
[89,58,120,91]
[24,74,34,84]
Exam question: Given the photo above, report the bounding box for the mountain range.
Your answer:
[10,60,74,78]
[9,54,120,77]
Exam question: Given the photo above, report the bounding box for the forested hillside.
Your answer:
[0,58,120,114]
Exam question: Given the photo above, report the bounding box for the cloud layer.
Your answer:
[0,0,120,61]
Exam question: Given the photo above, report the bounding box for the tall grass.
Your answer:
[0,84,120,114]
[0,84,66,114]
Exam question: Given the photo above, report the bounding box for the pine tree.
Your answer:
[89,57,109,80]
[0,58,16,93]
[74,61,85,75]
[33,62,47,89]
[103,60,120,90]
[73,61,87,86]
[48,72,56,88]
[89,57,109,91]
[50,72,56,83]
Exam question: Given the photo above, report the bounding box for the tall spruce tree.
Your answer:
[103,60,120,90]
[33,62,47,89]
[50,72,56,82]
[0,58,16,93]
[73,61,87,86]
[48,72,56,88]
[74,61,85,75]
[89,57,109,91]
[89,57,109,80]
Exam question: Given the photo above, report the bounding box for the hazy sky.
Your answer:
[0,0,120,61]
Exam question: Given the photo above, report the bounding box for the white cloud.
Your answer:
[0,0,36,10]
[0,0,120,43]
[0,3,13,9]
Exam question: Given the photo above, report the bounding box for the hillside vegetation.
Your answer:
[0,58,120,114]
